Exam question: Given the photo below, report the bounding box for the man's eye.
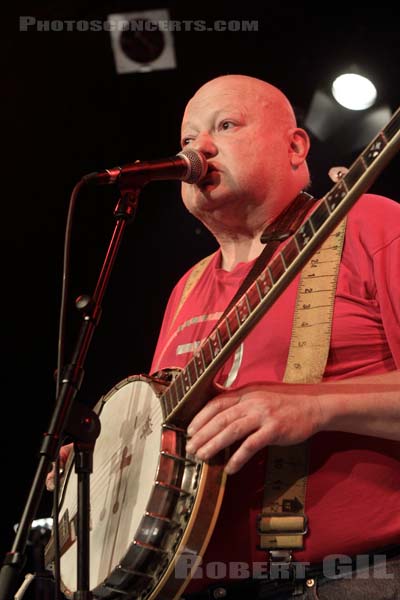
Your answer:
[181,137,193,146]
[219,120,235,130]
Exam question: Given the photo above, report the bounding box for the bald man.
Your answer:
[150,75,400,599]
[47,75,400,599]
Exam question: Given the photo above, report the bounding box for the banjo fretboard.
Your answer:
[160,107,400,425]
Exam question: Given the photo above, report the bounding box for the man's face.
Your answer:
[179,77,297,226]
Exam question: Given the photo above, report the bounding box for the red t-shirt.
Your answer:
[151,193,400,588]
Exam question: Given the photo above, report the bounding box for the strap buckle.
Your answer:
[257,513,308,536]
[257,513,308,551]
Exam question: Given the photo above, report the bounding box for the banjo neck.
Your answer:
[160,106,400,427]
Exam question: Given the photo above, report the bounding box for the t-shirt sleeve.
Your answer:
[373,234,400,367]
[355,194,400,368]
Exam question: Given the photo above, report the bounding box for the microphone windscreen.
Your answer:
[178,149,208,183]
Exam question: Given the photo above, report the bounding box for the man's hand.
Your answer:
[185,371,400,475]
[45,443,73,491]
[186,383,322,475]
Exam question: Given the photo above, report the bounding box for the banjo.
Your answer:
[45,108,400,599]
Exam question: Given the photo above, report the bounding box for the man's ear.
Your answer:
[288,128,310,167]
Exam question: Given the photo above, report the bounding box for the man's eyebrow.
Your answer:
[181,108,245,134]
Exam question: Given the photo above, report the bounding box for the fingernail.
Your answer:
[224,462,235,475]
[186,442,193,453]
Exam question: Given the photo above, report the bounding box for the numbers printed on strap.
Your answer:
[259,219,347,552]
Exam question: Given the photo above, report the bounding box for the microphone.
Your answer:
[82,149,208,187]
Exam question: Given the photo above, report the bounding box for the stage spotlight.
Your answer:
[304,85,391,154]
[332,73,377,110]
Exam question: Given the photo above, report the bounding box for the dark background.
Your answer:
[2,2,399,594]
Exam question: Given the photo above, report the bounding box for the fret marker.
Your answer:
[299,228,311,244]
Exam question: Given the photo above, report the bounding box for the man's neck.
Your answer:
[218,234,266,271]
[208,190,311,271]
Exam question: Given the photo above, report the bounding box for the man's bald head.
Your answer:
[184,74,298,132]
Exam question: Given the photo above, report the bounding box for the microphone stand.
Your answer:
[0,187,140,600]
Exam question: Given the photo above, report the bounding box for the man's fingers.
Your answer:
[45,461,66,492]
[45,469,55,492]
[187,394,239,435]
[225,428,270,475]
[188,413,261,461]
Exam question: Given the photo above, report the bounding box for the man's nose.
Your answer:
[191,132,218,157]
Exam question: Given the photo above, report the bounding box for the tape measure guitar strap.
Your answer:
[258,217,347,559]
[168,252,217,334]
